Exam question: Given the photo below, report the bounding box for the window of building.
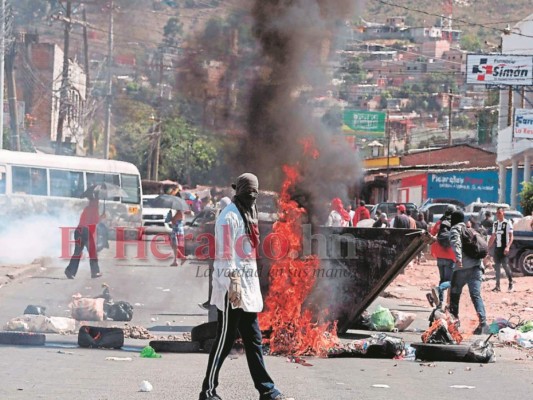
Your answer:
[0,165,5,194]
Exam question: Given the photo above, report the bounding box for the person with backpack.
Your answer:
[449,210,489,335]
[427,205,456,308]
[487,207,514,293]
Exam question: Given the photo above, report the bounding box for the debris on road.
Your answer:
[4,315,76,334]
[78,326,124,349]
[140,345,162,358]
[117,324,153,339]
[106,356,133,361]
[139,380,153,392]
[371,384,390,388]
[450,385,475,389]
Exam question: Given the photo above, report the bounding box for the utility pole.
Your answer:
[5,39,19,150]
[103,0,114,159]
[82,7,92,155]
[385,110,390,202]
[153,57,164,181]
[507,87,513,127]
[55,0,72,154]
[0,0,6,149]
[447,88,453,146]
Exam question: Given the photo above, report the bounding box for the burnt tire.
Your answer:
[410,343,470,362]
[518,250,533,276]
[191,321,218,343]
[0,331,46,346]
[149,340,201,353]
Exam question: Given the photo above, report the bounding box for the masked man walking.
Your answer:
[199,173,294,400]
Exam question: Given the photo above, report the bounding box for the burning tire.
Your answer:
[410,343,470,362]
[0,331,46,346]
[149,340,201,353]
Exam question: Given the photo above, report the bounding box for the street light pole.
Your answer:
[448,88,452,146]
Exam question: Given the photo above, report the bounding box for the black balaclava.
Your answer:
[232,173,260,248]
[451,210,465,226]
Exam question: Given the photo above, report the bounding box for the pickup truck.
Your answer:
[509,230,533,276]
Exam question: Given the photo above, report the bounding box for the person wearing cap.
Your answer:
[449,210,489,335]
[391,204,410,228]
[427,205,456,308]
[199,173,294,400]
[352,200,370,226]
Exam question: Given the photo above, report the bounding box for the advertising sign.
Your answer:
[466,54,533,86]
[343,110,386,137]
[513,108,533,139]
[427,171,499,205]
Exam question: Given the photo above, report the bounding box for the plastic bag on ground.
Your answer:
[518,320,533,333]
[390,310,416,331]
[23,305,46,315]
[69,295,105,321]
[140,345,162,358]
[370,305,395,332]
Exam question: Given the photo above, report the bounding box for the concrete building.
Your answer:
[15,34,86,154]
[497,14,533,209]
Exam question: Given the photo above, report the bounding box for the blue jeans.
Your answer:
[449,266,487,324]
[199,295,280,400]
[437,258,454,302]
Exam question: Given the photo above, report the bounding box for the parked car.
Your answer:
[370,202,417,220]
[141,194,176,235]
[420,203,461,223]
[420,198,465,210]
[508,229,533,276]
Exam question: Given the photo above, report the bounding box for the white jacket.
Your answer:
[210,203,263,313]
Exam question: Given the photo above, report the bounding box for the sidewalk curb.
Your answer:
[0,258,48,287]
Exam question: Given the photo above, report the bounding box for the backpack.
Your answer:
[461,226,488,259]
[437,220,452,248]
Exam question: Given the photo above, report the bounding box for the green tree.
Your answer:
[460,34,482,52]
[162,16,183,49]
[520,180,533,216]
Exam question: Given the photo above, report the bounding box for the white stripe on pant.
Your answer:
[206,295,229,397]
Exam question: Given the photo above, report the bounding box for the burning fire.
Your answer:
[259,158,339,357]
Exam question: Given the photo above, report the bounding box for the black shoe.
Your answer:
[202,396,222,400]
[64,269,74,279]
[426,293,435,307]
[198,301,210,310]
[508,283,514,292]
[491,286,501,292]
[91,273,102,279]
[473,323,490,335]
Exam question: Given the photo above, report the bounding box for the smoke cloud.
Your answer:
[240,0,361,223]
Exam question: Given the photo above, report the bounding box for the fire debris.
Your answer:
[259,163,340,357]
[113,324,153,340]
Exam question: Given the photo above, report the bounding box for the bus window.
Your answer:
[86,172,120,200]
[121,174,141,204]
[12,166,47,196]
[50,170,84,198]
[0,165,5,194]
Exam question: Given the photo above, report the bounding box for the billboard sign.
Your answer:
[466,54,533,86]
[343,110,386,138]
[513,108,533,139]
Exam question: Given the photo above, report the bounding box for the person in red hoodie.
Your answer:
[352,200,371,227]
[428,205,456,308]
[65,194,104,279]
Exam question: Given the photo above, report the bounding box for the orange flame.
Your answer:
[259,160,339,357]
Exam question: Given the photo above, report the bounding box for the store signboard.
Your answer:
[466,54,533,86]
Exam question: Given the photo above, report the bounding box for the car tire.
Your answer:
[410,342,470,362]
[518,250,533,276]
[149,340,201,353]
[0,331,46,346]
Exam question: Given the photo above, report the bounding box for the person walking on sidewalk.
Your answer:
[199,173,294,400]
[449,210,489,335]
[65,194,104,279]
[427,206,456,308]
[488,207,514,292]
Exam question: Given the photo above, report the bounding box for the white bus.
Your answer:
[0,150,143,240]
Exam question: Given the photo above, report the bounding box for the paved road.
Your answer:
[0,241,531,400]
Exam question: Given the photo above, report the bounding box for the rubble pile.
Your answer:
[156,332,192,341]
[115,324,153,339]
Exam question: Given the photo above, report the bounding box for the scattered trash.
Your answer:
[450,385,475,389]
[117,324,153,340]
[4,315,76,334]
[162,289,170,292]
[150,317,157,322]
[390,310,416,332]
[106,357,133,361]
[422,309,462,344]
[139,380,153,392]
[140,345,162,358]
[370,305,395,332]
[371,384,390,388]
[286,356,313,366]
[57,350,74,355]
[328,333,404,359]
[69,294,105,321]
